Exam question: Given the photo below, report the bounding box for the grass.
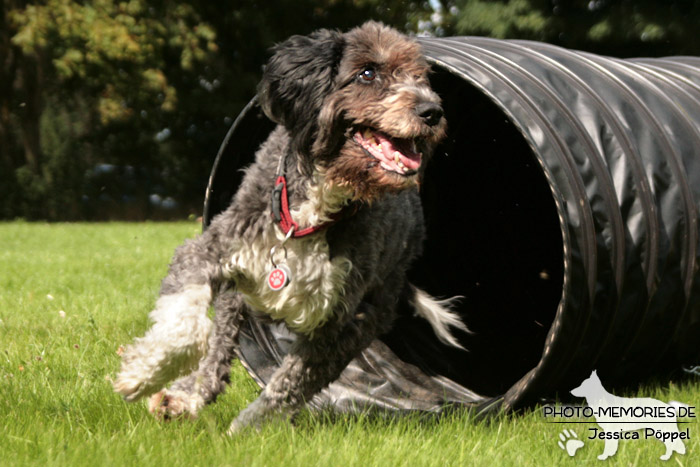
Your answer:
[0,221,698,466]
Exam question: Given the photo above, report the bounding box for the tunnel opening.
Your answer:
[381,68,565,396]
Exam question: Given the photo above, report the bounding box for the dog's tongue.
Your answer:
[354,129,422,174]
[374,132,421,171]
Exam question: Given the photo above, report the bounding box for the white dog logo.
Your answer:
[570,370,687,461]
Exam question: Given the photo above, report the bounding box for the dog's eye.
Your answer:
[359,68,376,82]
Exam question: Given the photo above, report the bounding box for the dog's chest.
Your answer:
[223,221,351,334]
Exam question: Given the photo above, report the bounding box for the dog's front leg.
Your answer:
[114,231,225,401]
[148,289,246,419]
[227,304,378,434]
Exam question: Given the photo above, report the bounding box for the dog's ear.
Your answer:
[258,29,345,155]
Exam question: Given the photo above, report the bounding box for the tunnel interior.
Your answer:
[381,68,565,396]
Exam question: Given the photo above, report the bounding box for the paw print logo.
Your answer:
[557,429,584,457]
[270,270,284,287]
[267,266,290,291]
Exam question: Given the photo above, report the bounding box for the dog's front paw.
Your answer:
[226,417,251,436]
[113,363,153,401]
[226,397,293,435]
[226,398,265,435]
[114,323,211,401]
[113,345,163,401]
[148,389,203,420]
[113,377,147,401]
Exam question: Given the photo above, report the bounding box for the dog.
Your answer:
[571,370,687,461]
[113,21,466,434]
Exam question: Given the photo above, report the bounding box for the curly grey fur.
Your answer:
[115,21,453,433]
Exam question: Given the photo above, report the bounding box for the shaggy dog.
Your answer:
[114,21,465,433]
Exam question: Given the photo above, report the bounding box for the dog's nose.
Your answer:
[416,102,444,127]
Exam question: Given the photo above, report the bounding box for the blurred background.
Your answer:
[1,0,699,221]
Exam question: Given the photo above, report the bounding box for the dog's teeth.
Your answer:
[394,152,401,164]
[397,161,405,169]
[402,166,409,173]
[363,129,372,139]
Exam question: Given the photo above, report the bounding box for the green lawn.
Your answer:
[0,222,698,466]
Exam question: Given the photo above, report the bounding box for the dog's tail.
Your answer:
[409,285,469,350]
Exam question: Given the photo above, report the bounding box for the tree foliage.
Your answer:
[11,0,217,119]
[1,1,698,220]
[2,0,220,219]
[1,0,432,220]
[437,0,700,57]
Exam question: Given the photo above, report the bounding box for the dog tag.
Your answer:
[267,264,292,291]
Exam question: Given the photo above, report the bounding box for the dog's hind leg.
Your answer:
[148,288,245,420]
[114,231,225,401]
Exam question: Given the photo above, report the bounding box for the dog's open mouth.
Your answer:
[353,128,421,175]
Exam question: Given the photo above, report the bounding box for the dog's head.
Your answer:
[258,21,446,201]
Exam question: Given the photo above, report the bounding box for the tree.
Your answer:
[2,0,220,219]
[1,0,433,220]
[434,0,700,57]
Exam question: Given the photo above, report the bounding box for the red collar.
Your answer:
[271,175,344,238]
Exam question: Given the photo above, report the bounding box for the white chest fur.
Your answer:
[223,173,353,334]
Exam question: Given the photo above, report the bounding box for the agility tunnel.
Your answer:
[203,37,700,413]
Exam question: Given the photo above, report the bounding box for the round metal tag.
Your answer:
[267,264,291,291]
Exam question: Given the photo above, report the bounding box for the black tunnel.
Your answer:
[203,37,700,413]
